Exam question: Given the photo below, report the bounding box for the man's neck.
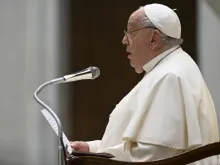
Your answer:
[143,45,180,73]
[155,45,174,57]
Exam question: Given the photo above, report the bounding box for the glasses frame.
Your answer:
[123,26,156,44]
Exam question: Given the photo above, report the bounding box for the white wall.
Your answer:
[0,0,60,164]
[197,0,220,130]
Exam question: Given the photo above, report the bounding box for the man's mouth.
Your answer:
[126,48,131,53]
[126,50,131,55]
[125,51,134,67]
[127,53,132,60]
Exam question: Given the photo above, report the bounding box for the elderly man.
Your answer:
[70,3,219,164]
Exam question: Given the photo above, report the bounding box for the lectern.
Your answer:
[67,142,220,165]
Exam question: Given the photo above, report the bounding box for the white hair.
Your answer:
[139,7,183,48]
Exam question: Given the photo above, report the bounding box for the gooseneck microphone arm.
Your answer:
[33,66,100,165]
[34,77,65,165]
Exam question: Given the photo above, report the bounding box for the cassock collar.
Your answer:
[143,45,180,73]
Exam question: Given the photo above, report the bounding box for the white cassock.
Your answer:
[87,46,220,165]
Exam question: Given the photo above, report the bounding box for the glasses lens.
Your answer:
[124,30,128,38]
[123,30,130,44]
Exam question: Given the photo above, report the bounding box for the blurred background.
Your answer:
[0,0,219,164]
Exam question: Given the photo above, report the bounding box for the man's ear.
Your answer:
[150,30,161,50]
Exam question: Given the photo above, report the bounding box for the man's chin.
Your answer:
[134,68,144,74]
[130,63,144,74]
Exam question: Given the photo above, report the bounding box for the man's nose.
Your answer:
[122,35,129,45]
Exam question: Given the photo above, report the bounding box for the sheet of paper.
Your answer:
[41,109,73,154]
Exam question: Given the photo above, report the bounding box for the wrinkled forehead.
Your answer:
[127,17,138,29]
[127,8,145,30]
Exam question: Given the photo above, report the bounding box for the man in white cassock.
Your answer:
[70,3,219,164]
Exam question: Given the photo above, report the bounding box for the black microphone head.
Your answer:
[89,66,100,79]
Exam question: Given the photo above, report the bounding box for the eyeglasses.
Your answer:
[123,26,156,44]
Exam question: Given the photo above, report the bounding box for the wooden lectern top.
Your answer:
[68,142,220,165]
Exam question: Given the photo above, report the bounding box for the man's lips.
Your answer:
[126,50,131,54]
[126,48,132,59]
[127,53,132,59]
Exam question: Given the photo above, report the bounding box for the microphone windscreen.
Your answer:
[90,66,100,79]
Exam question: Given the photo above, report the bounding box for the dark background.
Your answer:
[59,0,196,141]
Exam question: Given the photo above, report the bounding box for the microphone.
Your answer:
[50,66,100,85]
[63,66,100,83]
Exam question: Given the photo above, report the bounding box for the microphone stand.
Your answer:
[33,66,100,165]
[34,77,65,165]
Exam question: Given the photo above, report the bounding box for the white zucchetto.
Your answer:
[144,4,181,39]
